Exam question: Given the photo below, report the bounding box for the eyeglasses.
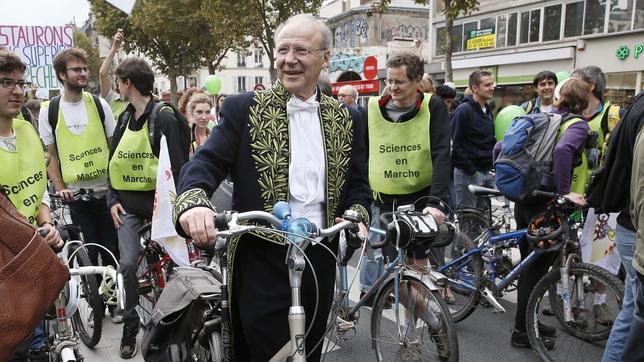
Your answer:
[276,46,327,58]
[337,93,353,98]
[385,79,410,87]
[0,78,32,90]
[66,67,90,74]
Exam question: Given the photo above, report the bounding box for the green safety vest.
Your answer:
[367,94,433,195]
[0,119,47,225]
[43,92,109,184]
[587,101,611,151]
[557,117,588,195]
[108,118,158,191]
[110,99,127,120]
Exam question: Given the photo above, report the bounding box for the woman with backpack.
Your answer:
[505,77,590,349]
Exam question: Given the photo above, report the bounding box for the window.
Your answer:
[237,76,246,93]
[507,13,518,46]
[254,49,264,67]
[584,0,606,35]
[543,5,562,41]
[565,1,584,37]
[435,24,462,55]
[609,0,634,33]
[520,11,529,44]
[463,21,477,50]
[254,76,264,88]
[529,9,541,42]
[636,1,644,29]
[480,17,495,31]
[496,15,507,48]
[237,51,246,67]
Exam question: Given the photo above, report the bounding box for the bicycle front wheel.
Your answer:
[70,244,104,348]
[371,274,459,361]
[526,262,624,362]
[188,299,224,362]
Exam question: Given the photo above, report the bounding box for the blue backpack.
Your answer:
[495,112,574,201]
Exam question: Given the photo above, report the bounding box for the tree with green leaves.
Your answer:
[375,0,479,82]
[72,29,101,90]
[89,0,246,102]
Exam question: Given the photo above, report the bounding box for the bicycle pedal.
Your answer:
[481,288,505,313]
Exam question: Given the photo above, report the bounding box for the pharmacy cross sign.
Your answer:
[616,44,643,60]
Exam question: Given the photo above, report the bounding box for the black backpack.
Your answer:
[118,101,191,153]
[48,94,106,139]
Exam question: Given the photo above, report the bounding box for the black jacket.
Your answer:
[450,95,495,175]
[106,99,190,217]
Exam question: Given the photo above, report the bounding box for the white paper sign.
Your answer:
[580,208,621,275]
[106,0,137,15]
[151,135,189,267]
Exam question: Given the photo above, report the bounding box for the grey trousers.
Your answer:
[117,212,145,326]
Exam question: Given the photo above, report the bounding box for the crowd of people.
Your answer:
[1,11,643,362]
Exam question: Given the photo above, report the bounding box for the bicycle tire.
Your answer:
[526,262,624,362]
[452,209,488,255]
[370,274,459,361]
[136,249,163,326]
[188,300,224,362]
[70,244,104,348]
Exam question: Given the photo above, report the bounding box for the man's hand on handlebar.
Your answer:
[334,217,368,243]
[38,223,63,250]
[563,192,587,208]
[54,184,74,203]
[422,207,445,224]
[179,207,217,247]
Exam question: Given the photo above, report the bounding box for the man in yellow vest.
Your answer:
[363,51,451,347]
[38,48,121,322]
[107,57,190,359]
[0,49,63,360]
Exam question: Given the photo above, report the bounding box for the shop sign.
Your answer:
[332,79,379,95]
[616,44,643,60]
[466,28,495,50]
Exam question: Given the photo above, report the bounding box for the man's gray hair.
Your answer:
[339,84,358,97]
[571,66,606,100]
[274,13,332,51]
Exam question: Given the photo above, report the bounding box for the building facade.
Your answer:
[428,0,644,107]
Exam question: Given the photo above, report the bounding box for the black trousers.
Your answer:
[513,201,557,331]
[231,235,338,361]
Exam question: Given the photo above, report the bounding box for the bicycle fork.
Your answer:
[53,292,80,362]
[560,253,584,323]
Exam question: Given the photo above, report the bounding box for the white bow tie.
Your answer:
[287,98,319,115]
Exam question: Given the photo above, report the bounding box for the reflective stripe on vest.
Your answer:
[45,92,109,184]
[108,118,158,191]
[557,117,588,195]
[0,119,47,225]
[367,94,433,195]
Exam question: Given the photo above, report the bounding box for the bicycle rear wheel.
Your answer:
[136,249,163,326]
[70,244,104,348]
[371,274,459,361]
[526,262,624,361]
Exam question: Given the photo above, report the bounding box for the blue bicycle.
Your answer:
[437,185,623,361]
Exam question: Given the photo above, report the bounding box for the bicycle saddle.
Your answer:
[467,185,502,198]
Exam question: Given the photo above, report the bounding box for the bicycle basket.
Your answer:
[526,211,567,251]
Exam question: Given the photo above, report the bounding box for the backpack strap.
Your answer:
[48,95,62,136]
[148,101,167,149]
[91,94,106,125]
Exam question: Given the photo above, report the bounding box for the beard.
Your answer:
[67,83,85,93]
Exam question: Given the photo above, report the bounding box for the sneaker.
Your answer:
[538,321,557,337]
[511,329,555,350]
[120,322,140,359]
[109,306,124,324]
[593,303,614,326]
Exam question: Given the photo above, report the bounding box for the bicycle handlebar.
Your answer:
[530,190,582,210]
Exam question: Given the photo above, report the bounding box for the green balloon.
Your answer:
[495,105,527,141]
[555,71,570,82]
[205,75,222,95]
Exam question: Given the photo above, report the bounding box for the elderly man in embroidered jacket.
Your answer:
[172,14,371,361]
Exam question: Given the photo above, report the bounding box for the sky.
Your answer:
[0,0,90,26]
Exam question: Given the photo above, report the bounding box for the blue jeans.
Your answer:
[360,204,385,293]
[453,168,492,209]
[622,270,644,362]
[602,224,637,362]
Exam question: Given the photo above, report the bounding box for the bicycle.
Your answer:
[438,185,623,360]
[172,202,369,361]
[327,204,459,361]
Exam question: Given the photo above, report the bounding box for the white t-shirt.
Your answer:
[38,95,116,193]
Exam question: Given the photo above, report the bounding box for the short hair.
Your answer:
[187,93,213,115]
[53,48,88,83]
[435,84,456,99]
[419,73,434,93]
[275,14,332,51]
[558,78,590,115]
[533,71,558,87]
[386,51,424,81]
[571,66,605,100]
[317,74,332,96]
[338,84,358,97]
[468,70,493,89]
[179,87,204,114]
[25,99,41,114]
[0,49,27,74]
[115,57,155,96]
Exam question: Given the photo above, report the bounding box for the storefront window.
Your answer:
[605,73,637,107]
[565,1,584,37]
[584,0,606,35]
[497,15,507,48]
[463,21,477,50]
[609,0,634,33]
[507,13,518,46]
[529,9,541,42]
[520,11,529,44]
[635,0,644,29]
[543,4,562,41]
